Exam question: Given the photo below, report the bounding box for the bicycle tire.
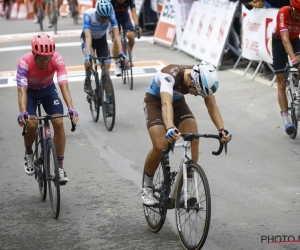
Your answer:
[142,157,167,233]
[89,72,101,122]
[46,138,60,219]
[287,88,298,139]
[34,129,47,201]
[52,7,58,34]
[101,74,116,131]
[127,51,133,90]
[38,6,44,31]
[122,39,128,85]
[72,1,78,25]
[175,162,211,250]
[5,4,10,20]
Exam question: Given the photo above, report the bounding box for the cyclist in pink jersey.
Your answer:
[17,34,79,185]
[272,0,300,135]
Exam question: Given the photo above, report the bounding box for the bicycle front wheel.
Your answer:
[101,74,116,131]
[287,88,298,139]
[46,139,60,219]
[143,157,168,233]
[175,162,211,250]
[89,72,101,122]
[127,51,133,90]
[34,129,47,201]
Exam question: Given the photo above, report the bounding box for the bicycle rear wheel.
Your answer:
[142,157,168,233]
[89,72,101,122]
[175,162,211,250]
[46,139,60,219]
[38,6,44,31]
[287,88,298,139]
[34,129,47,201]
[72,1,79,25]
[101,74,116,131]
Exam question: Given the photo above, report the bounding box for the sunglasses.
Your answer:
[292,6,300,15]
[37,55,53,62]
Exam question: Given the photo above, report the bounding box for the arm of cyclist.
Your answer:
[131,7,142,34]
[16,58,29,126]
[54,55,79,124]
[160,74,181,142]
[204,95,231,143]
[112,26,126,60]
[83,13,93,67]
[281,30,300,68]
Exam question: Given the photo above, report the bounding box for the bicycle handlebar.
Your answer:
[161,133,226,156]
[121,29,141,39]
[284,63,300,72]
[22,114,76,136]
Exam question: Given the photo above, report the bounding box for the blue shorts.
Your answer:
[27,83,64,116]
[116,12,134,31]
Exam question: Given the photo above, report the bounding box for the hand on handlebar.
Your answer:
[84,53,92,68]
[292,58,300,69]
[219,129,232,143]
[17,111,29,127]
[135,25,142,37]
[67,108,79,124]
[166,127,181,143]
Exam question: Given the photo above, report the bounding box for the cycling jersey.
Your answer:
[146,64,193,101]
[110,0,135,13]
[82,8,118,39]
[17,52,68,90]
[273,6,300,39]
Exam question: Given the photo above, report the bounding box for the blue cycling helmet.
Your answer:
[96,0,113,17]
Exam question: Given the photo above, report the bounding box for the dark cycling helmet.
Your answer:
[96,0,113,17]
[291,0,300,9]
[31,34,55,56]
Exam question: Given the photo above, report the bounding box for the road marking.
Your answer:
[0,60,168,88]
[0,36,154,53]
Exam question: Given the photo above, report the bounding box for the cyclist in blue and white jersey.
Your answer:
[81,0,126,94]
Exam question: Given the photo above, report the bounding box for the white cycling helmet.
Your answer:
[191,61,219,97]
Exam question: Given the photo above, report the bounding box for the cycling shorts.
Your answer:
[272,35,300,74]
[143,93,195,129]
[116,12,134,31]
[27,83,64,115]
[81,32,111,62]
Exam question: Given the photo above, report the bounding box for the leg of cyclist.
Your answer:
[81,33,96,94]
[95,38,114,115]
[42,84,69,184]
[272,36,299,135]
[112,23,123,77]
[23,94,39,176]
[141,94,168,205]
[33,0,39,23]
[46,0,52,28]
[56,0,62,16]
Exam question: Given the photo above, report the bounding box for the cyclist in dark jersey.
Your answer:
[141,61,232,205]
[110,0,141,76]
[272,0,300,136]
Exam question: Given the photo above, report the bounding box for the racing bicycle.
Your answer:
[284,65,300,139]
[86,56,120,131]
[142,133,227,250]
[22,100,76,218]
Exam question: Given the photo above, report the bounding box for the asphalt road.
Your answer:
[0,16,300,250]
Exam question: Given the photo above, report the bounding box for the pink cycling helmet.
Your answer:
[31,34,55,56]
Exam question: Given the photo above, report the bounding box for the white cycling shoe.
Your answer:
[141,187,156,206]
[24,154,35,176]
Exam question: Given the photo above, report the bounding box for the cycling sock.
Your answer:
[281,110,290,124]
[144,173,154,187]
[57,157,64,169]
[106,94,111,102]
[25,147,33,155]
